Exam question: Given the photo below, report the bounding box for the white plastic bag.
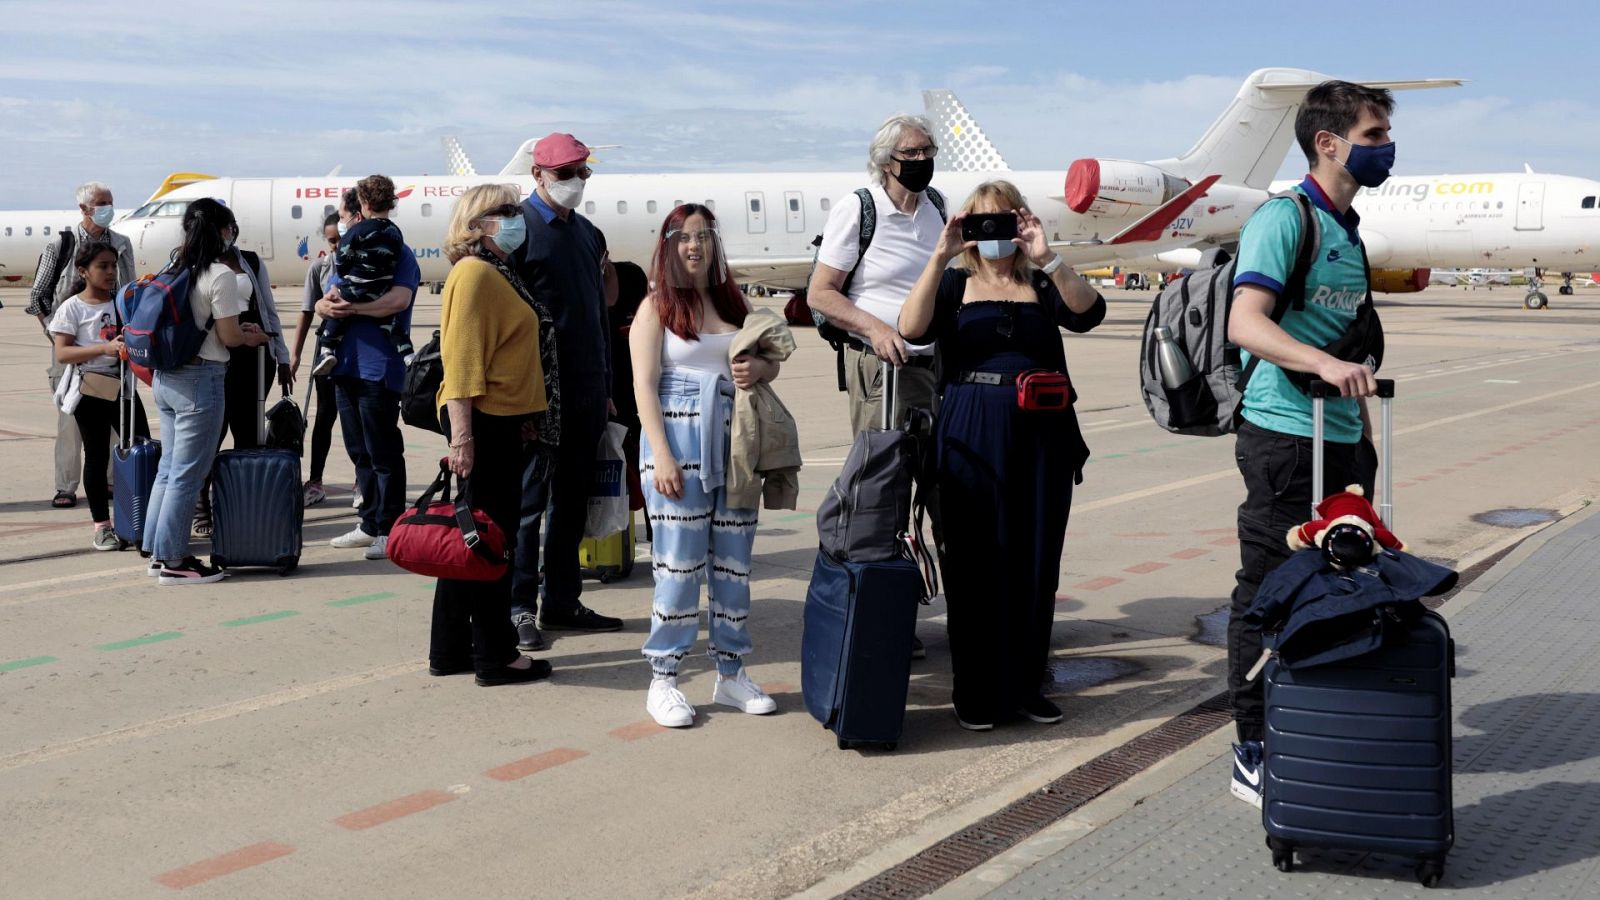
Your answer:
[584,421,630,539]
[53,364,82,415]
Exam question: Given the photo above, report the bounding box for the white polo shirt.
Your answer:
[816,183,942,356]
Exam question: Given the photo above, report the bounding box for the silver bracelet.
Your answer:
[1039,253,1064,275]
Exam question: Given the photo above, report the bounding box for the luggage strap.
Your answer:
[413,460,506,564]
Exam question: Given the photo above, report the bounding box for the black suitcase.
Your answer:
[801,550,922,750]
[1261,380,1454,887]
[112,364,160,551]
[210,347,303,574]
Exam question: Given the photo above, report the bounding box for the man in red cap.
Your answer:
[508,132,623,649]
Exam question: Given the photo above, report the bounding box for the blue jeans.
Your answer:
[334,377,406,537]
[511,383,609,619]
[143,360,228,562]
[640,376,757,677]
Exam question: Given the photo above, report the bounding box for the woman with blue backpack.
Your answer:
[138,198,272,585]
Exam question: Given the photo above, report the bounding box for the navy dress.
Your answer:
[912,268,1105,718]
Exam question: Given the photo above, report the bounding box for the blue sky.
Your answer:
[1,0,1596,209]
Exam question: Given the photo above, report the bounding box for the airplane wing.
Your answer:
[922,89,1011,172]
[1107,175,1222,245]
[727,257,815,290]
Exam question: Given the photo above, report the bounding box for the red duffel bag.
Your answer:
[387,460,510,581]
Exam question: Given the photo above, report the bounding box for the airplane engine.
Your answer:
[1369,268,1431,293]
[1064,159,1191,221]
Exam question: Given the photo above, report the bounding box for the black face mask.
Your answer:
[892,157,935,193]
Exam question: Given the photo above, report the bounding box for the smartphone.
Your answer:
[961,212,1018,243]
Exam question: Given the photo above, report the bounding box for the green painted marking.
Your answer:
[1098,453,1127,460]
[775,512,815,523]
[222,610,301,627]
[328,591,398,608]
[0,655,58,673]
[97,632,183,651]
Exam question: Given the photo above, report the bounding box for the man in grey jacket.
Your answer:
[25,181,136,509]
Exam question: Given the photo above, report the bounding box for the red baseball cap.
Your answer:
[533,133,590,169]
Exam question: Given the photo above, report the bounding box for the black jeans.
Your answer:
[1229,420,1376,742]
[308,373,339,484]
[73,392,150,523]
[511,384,608,620]
[334,377,406,537]
[218,345,276,449]
[430,409,529,674]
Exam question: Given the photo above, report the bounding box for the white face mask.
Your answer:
[91,204,115,227]
[544,174,585,210]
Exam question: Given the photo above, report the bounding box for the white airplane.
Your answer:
[104,68,1455,295]
[0,209,85,284]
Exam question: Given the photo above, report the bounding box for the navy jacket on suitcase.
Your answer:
[801,549,922,751]
[1263,609,1454,882]
[210,448,302,574]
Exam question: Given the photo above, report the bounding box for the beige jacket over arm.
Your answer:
[725,308,802,510]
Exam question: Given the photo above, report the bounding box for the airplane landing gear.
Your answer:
[1524,269,1549,310]
[1559,272,1575,296]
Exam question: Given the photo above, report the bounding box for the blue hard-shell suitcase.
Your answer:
[112,369,159,551]
[801,549,922,751]
[1262,609,1454,884]
[209,349,302,574]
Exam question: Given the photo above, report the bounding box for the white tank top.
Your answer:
[662,329,737,379]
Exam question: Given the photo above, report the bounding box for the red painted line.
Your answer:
[1210,536,1239,547]
[1112,531,1171,539]
[1124,561,1170,575]
[1054,593,1075,605]
[1198,528,1236,536]
[334,790,455,831]
[1074,576,1124,591]
[609,719,668,741]
[1169,548,1210,561]
[485,747,587,782]
[1393,481,1416,489]
[1414,474,1437,482]
[154,842,295,890]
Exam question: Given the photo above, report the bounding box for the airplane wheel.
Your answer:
[1524,292,1548,310]
[1559,285,1573,295]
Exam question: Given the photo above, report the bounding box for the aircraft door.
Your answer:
[745,192,766,234]
[784,191,804,233]
[1516,182,1545,231]
[231,179,275,258]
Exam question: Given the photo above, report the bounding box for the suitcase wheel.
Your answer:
[278,560,299,576]
[1268,837,1294,873]
[880,742,897,752]
[837,737,851,751]
[211,555,228,570]
[1416,858,1444,888]
[598,569,616,584]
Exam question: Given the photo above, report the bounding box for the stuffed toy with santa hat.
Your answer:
[1288,485,1405,569]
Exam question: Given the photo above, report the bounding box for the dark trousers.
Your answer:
[308,373,339,484]
[334,377,406,537]
[430,410,528,674]
[511,384,608,619]
[1229,420,1376,742]
[73,393,150,523]
[218,345,276,449]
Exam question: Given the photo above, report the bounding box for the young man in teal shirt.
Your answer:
[1224,81,1393,808]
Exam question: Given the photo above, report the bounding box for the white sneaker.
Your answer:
[330,526,376,549]
[363,536,388,560]
[146,560,162,577]
[646,677,695,728]
[712,669,778,715]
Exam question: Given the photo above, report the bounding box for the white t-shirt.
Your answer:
[661,329,736,380]
[48,294,121,376]
[815,184,943,356]
[189,262,245,362]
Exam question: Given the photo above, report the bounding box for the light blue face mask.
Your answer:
[490,214,526,254]
[978,239,1017,260]
[336,220,350,237]
[91,204,115,227]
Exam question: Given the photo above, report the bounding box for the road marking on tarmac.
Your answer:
[153,841,296,890]
[334,790,457,831]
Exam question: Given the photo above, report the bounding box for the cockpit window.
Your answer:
[155,201,190,217]
[131,203,160,218]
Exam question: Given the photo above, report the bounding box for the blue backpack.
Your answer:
[118,265,214,370]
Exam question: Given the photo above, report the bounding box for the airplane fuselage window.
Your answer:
[3,227,9,237]
[1584,196,1596,209]
[584,201,596,215]
[706,199,715,211]
[25,227,32,236]
[421,203,433,217]
[647,201,657,214]
[291,205,303,219]
[750,199,761,212]
[43,227,51,235]
[820,198,831,212]
[673,199,683,208]
[789,199,800,212]
[324,205,336,218]
[618,201,628,214]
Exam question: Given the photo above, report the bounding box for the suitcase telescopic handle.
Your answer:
[880,359,900,432]
[1309,379,1395,528]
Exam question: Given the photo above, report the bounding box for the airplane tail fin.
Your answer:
[499,139,537,177]
[922,89,1010,172]
[442,137,478,177]
[1149,69,1462,190]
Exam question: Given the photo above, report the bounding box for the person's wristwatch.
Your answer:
[1038,253,1064,275]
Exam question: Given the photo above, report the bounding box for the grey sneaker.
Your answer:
[514,613,546,651]
[92,524,120,551]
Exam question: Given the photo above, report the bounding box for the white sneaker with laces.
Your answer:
[712,669,778,715]
[363,536,388,560]
[646,677,695,728]
[330,526,376,549]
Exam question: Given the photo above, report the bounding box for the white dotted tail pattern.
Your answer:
[441,136,478,177]
[921,89,1011,173]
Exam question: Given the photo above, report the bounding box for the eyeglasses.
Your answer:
[481,204,521,219]
[666,228,717,246]
[893,145,938,160]
[547,165,592,181]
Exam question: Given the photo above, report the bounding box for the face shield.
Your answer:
[659,223,729,290]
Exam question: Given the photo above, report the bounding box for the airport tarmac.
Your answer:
[0,283,1596,899]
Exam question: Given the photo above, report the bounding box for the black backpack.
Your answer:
[808,187,947,390]
[400,330,444,434]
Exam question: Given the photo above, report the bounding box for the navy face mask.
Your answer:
[1335,135,1396,188]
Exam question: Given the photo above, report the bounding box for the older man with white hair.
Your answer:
[808,113,947,435]
[26,181,136,509]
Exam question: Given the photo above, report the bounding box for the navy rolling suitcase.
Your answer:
[801,550,923,750]
[210,348,303,575]
[112,364,160,551]
[1261,380,1454,888]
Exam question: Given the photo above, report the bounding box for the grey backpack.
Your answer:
[1139,191,1318,436]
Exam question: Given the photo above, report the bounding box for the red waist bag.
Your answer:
[1016,370,1072,412]
[387,460,510,581]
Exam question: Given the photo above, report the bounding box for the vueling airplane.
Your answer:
[103,68,1454,299]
